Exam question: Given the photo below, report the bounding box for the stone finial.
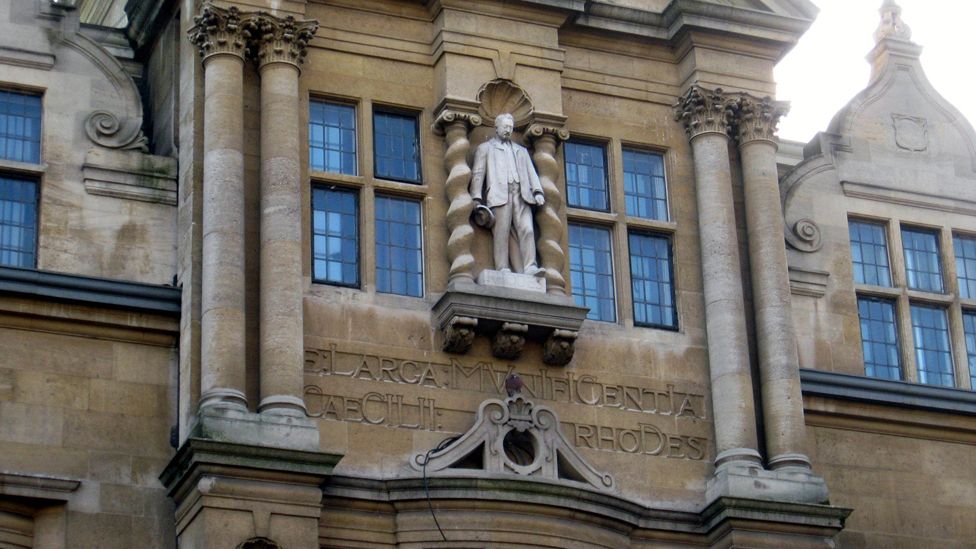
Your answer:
[187,3,251,59]
[736,95,790,145]
[673,86,737,139]
[247,13,319,70]
[874,0,912,43]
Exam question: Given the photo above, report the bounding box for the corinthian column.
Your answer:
[526,122,570,296]
[433,107,482,285]
[674,86,760,468]
[250,13,319,416]
[737,95,811,470]
[188,4,250,412]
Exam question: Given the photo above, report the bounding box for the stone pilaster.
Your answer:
[526,121,570,296]
[433,105,482,285]
[188,3,251,411]
[249,12,318,417]
[673,86,761,469]
[736,95,811,470]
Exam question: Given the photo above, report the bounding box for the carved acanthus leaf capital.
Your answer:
[187,3,251,60]
[525,124,570,144]
[247,13,319,69]
[431,109,483,136]
[736,95,789,145]
[673,86,737,140]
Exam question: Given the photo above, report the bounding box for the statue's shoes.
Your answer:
[523,266,546,277]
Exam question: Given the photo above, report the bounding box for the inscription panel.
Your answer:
[304,342,712,461]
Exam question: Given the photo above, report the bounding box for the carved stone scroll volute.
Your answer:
[433,105,483,285]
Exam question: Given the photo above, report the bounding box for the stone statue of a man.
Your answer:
[470,113,545,276]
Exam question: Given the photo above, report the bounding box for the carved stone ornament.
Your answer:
[892,114,928,152]
[443,316,477,354]
[673,86,736,139]
[412,375,615,492]
[432,109,483,136]
[543,329,577,367]
[874,0,912,43]
[246,13,319,69]
[736,95,789,145]
[491,322,528,360]
[187,3,250,59]
[477,79,534,128]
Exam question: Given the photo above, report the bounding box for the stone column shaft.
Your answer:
[433,108,481,285]
[253,14,318,416]
[526,123,570,296]
[190,5,250,411]
[738,96,810,470]
[675,87,760,468]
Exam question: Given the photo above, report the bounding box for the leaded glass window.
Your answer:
[312,187,358,287]
[954,234,976,299]
[564,141,608,211]
[902,227,944,293]
[569,223,615,322]
[628,231,676,328]
[375,196,423,297]
[623,149,668,221]
[373,110,421,183]
[857,297,901,380]
[0,90,41,163]
[849,220,891,286]
[309,101,357,175]
[910,304,954,387]
[963,311,976,389]
[0,175,37,268]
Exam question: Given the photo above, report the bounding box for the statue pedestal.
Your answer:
[476,269,547,293]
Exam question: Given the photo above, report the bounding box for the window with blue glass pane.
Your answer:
[857,297,901,380]
[0,90,42,163]
[902,227,943,292]
[569,223,615,322]
[312,187,358,286]
[375,196,423,297]
[0,176,37,268]
[309,101,357,175]
[954,234,976,299]
[629,232,676,329]
[910,304,954,387]
[373,110,421,183]
[564,141,608,211]
[849,220,891,286]
[963,311,976,389]
[623,149,668,220]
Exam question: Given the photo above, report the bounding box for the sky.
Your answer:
[775,0,976,143]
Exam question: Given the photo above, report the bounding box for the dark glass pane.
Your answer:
[564,142,608,211]
[0,90,42,164]
[962,311,976,389]
[375,196,423,297]
[628,232,676,329]
[910,304,954,387]
[623,149,668,220]
[954,234,976,299]
[568,223,615,322]
[902,227,943,293]
[373,111,421,183]
[309,101,357,175]
[311,187,359,286]
[857,297,901,380]
[848,220,891,287]
[0,175,38,268]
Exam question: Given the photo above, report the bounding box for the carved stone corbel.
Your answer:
[526,119,570,297]
[433,103,483,285]
[542,328,577,366]
[492,322,528,360]
[442,315,478,353]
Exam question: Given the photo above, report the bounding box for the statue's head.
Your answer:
[494,113,515,140]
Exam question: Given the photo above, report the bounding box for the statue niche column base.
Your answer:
[477,269,547,293]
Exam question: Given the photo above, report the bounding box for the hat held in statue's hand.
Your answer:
[472,203,495,229]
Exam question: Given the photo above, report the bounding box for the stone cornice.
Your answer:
[736,94,789,145]
[187,3,251,60]
[247,12,319,70]
[673,86,736,140]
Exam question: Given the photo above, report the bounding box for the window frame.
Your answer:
[308,98,359,177]
[0,86,44,270]
[621,146,670,222]
[563,138,611,213]
[371,106,423,185]
[567,221,618,323]
[310,184,361,289]
[373,193,424,298]
[627,229,678,331]
[900,225,945,294]
[848,217,893,288]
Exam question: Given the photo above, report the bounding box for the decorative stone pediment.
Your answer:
[412,375,615,492]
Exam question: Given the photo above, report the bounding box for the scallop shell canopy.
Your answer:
[477,79,535,128]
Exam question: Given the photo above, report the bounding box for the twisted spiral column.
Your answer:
[433,110,482,285]
[526,124,570,296]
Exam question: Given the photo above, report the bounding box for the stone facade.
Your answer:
[0,0,972,547]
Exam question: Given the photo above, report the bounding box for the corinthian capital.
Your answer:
[673,86,736,140]
[248,13,319,70]
[187,3,251,60]
[736,95,789,145]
